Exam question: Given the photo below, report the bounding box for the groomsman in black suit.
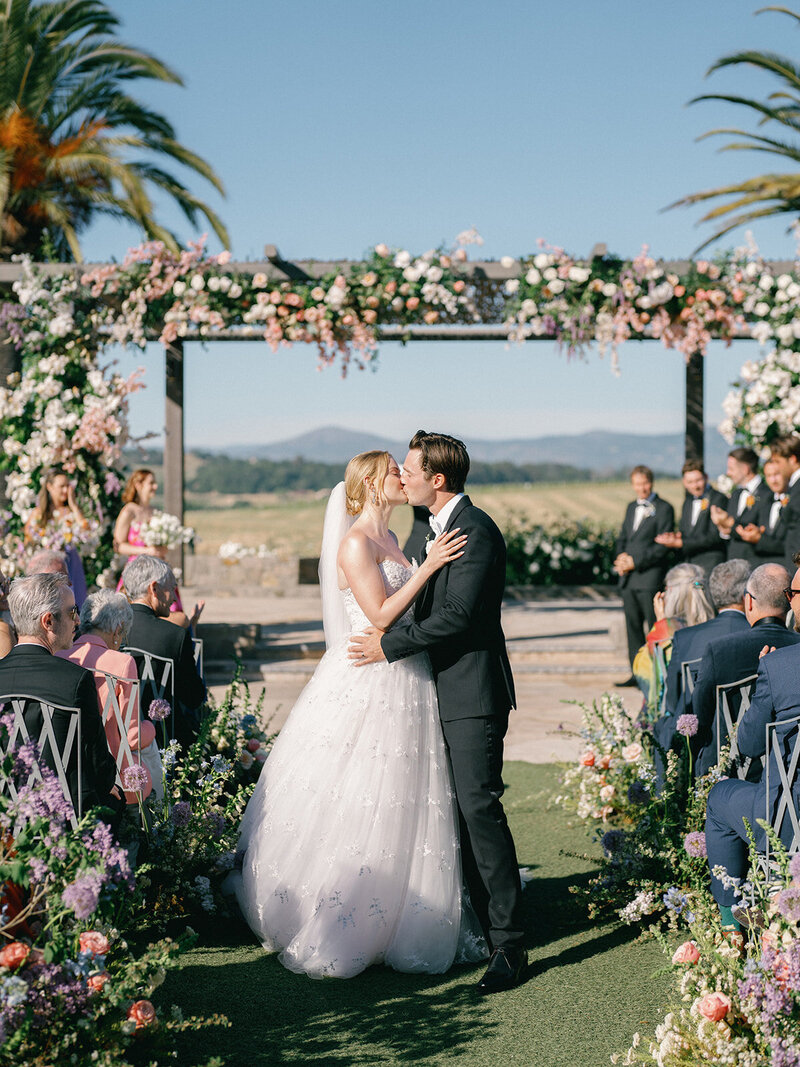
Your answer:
[710,447,770,562]
[735,437,800,571]
[614,465,675,685]
[655,460,727,575]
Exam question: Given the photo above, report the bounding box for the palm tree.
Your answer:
[0,0,228,261]
[672,5,800,252]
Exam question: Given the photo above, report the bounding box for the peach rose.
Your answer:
[453,280,465,292]
[374,243,390,258]
[580,751,595,767]
[87,971,110,993]
[622,743,643,763]
[79,931,110,957]
[672,941,700,965]
[363,309,378,324]
[424,310,439,324]
[597,754,611,770]
[128,999,157,1029]
[697,992,731,1022]
[405,297,420,311]
[216,250,231,265]
[599,784,615,801]
[599,805,614,821]
[0,941,30,969]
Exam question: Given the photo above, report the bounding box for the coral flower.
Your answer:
[672,941,700,965]
[128,999,158,1029]
[697,992,731,1022]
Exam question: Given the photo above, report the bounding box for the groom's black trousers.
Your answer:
[441,715,525,950]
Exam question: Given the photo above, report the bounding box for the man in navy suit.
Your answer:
[655,461,728,575]
[710,447,771,563]
[705,553,800,931]
[651,559,750,768]
[693,563,800,777]
[614,465,675,685]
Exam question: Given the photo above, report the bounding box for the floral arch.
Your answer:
[0,233,796,582]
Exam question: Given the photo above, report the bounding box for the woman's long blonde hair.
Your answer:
[343,451,391,516]
[663,563,714,627]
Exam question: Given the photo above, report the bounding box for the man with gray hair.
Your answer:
[0,573,119,816]
[693,563,800,777]
[122,556,205,749]
[26,548,69,577]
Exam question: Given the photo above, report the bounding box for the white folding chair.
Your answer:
[0,694,82,828]
[716,674,760,779]
[191,637,204,680]
[681,657,702,699]
[765,714,800,868]
[93,670,142,792]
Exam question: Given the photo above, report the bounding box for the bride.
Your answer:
[232,450,487,978]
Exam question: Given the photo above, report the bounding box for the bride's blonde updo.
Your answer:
[344,451,391,515]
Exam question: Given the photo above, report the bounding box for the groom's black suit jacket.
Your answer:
[381,495,515,721]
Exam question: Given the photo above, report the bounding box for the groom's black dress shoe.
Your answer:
[476,947,527,994]
[615,676,638,688]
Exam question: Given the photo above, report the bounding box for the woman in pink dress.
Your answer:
[57,590,161,805]
[113,468,200,628]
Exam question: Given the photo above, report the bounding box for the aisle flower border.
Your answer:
[0,231,797,579]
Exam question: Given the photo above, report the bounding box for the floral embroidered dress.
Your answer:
[116,521,183,613]
[26,513,88,607]
[231,560,486,978]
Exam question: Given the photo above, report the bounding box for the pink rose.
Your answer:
[79,931,110,957]
[128,999,157,1029]
[579,751,595,767]
[622,743,643,763]
[246,738,261,752]
[216,250,231,265]
[87,971,110,993]
[374,243,390,258]
[672,941,700,965]
[697,992,731,1022]
[0,942,30,969]
[405,297,420,311]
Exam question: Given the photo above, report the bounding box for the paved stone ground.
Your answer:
[187,583,645,765]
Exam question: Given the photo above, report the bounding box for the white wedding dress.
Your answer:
[232,558,487,978]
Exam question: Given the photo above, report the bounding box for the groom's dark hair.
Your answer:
[409,430,470,494]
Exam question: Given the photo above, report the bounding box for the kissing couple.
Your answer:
[230,430,527,993]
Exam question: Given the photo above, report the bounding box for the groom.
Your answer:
[349,430,526,993]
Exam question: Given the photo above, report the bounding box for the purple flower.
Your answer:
[206,811,226,840]
[171,801,191,827]
[684,831,707,859]
[676,714,699,738]
[600,829,626,856]
[61,870,103,920]
[789,853,800,883]
[775,885,800,924]
[627,779,650,804]
[121,764,149,793]
[148,699,172,722]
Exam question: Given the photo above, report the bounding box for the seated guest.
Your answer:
[655,460,728,574]
[710,447,770,562]
[26,548,69,577]
[652,560,751,770]
[0,573,119,816]
[735,459,790,566]
[705,555,800,933]
[122,556,206,750]
[694,564,800,777]
[56,590,160,805]
[633,563,714,721]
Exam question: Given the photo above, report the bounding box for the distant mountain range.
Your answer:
[207,425,732,477]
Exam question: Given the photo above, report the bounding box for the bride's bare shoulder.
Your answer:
[337,527,377,566]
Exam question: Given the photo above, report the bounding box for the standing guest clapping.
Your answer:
[614,465,675,686]
[655,461,727,574]
[710,448,770,562]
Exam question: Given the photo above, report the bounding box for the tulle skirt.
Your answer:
[232,640,486,978]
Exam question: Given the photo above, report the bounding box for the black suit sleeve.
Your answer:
[630,502,675,571]
[690,643,718,753]
[175,629,206,711]
[77,670,117,801]
[781,494,800,561]
[382,521,498,661]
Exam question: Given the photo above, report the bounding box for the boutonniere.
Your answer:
[700,499,709,511]
[746,495,755,510]
[424,531,434,555]
[781,495,790,507]
[641,502,656,519]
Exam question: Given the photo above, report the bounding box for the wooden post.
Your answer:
[164,338,185,573]
[685,350,704,465]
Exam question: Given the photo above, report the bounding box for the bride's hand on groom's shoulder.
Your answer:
[348,627,386,666]
[425,528,467,572]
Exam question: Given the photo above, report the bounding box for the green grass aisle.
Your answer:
[163,763,669,1066]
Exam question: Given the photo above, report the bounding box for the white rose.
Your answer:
[500,256,515,269]
[525,268,541,285]
[568,266,590,284]
[375,243,390,258]
[504,279,520,295]
[425,265,443,283]
[754,301,770,317]
[191,274,205,291]
[758,274,774,290]
[548,278,565,294]
[621,742,643,763]
[777,273,793,289]
[543,267,557,281]
[393,250,411,269]
[173,281,186,297]
[602,282,618,297]
[403,266,422,283]
[229,283,242,299]
[533,253,552,269]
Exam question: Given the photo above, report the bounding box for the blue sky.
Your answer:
[78,1,799,456]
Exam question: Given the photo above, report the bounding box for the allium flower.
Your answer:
[601,829,626,856]
[148,699,171,722]
[121,763,149,793]
[171,801,191,827]
[789,852,800,883]
[775,885,800,923]
[627,779,650,804]
[676,714,699,737]
[684,831,707,859]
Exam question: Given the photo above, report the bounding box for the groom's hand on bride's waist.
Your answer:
[348,627,386,665]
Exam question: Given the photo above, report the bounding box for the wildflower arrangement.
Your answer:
[218,541,274,563]
[614,839,800,1066]
[138,510,195,550]
[0,720,225,1064]
[504,516,618,586]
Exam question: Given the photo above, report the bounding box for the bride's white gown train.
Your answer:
[232,560,486,978]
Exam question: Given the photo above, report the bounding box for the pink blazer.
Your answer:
[57,634,156,802]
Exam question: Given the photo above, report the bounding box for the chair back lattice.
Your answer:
[681,658,702,699]
[121,647,175,738]
[192,638,204,680]
[765,714,800,866]
[93,670,143,791]
[716,674,760,780]
[0,694,81,827]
